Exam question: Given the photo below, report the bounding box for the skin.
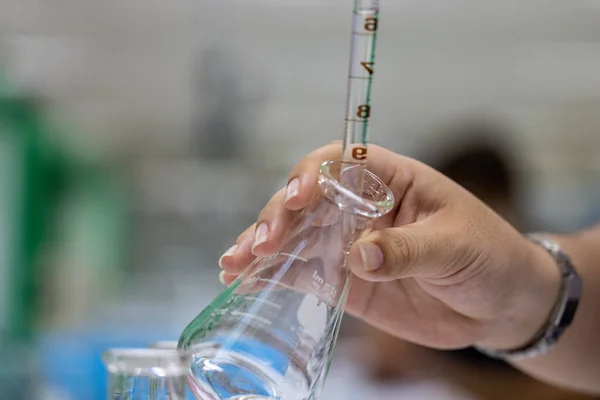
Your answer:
[218,141,600,395]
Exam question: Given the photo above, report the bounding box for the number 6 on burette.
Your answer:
[342,0,380,165]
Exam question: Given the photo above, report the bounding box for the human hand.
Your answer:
[218,141,560,352]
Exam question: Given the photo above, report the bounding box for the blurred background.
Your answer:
[1,0,600,399]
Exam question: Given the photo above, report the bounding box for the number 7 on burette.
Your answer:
[342,0,380,165]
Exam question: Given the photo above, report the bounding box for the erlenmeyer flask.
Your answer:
[177,160,394,400]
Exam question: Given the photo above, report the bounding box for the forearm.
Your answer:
[510,224,600,394]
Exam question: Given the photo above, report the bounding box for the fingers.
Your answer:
[347,221,446,282]
[283,141,343,210]
[217,142,345,278]
[218,141,418,285]
[218,223,256,275]
[218,188,299,275]
[252,188,297,257]
[219,270,239,286]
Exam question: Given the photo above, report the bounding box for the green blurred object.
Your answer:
[0,73,129,343]
[42,160,129,329]
[0,89,64,343]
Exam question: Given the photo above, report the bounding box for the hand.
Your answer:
[218,141,561,351]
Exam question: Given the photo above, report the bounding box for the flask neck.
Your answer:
[294,195,370,252]
[284,161,395,252]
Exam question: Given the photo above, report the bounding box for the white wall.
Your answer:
[1,0,599,229]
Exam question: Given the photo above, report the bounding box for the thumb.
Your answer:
[348,225,438,282]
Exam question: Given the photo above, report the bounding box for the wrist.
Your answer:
[476,235,562,351]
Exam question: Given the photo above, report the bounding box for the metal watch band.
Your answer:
[475,234,582,360]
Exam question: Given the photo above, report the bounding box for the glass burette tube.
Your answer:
[338,0,383,285]
[341,0,381,168]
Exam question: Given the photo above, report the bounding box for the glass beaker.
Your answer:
[103,348,192,400]
[177,160,394,400]
[149,341,180,350]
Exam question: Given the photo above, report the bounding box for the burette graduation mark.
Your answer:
[342,0,381,164]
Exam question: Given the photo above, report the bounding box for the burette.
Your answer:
[341,0,381,168]
[338,0,382,255]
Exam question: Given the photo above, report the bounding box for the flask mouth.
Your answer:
[318,160,395,219]
[102,348,191,377]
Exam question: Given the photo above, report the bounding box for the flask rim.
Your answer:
[102,347,191,376]
[318,160,395,219]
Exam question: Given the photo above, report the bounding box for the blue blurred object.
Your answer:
[38,324,179,400]
[0,335,37,400]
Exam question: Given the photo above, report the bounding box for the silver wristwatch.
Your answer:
[475,234,582,360]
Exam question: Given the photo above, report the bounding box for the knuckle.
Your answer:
[324,142,343,156]
[292,143,342,174]
[289,158,316,179]
[258,190,285,218]
[273,187,286,200]
[453,218,482,264]
[386,231,420,269]
[237,226,254,243]
[435,218,485,281]
[312,142,342,161]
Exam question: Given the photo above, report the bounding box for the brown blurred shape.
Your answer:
[358,121,597,400]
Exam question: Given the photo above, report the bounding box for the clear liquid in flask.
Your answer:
[178,161,394,400]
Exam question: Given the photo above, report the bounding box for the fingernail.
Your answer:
[219,270,227,285]
[358,243,384,272]
[218,244,238,268]
[252,222,269,252]
[285,178,300,202]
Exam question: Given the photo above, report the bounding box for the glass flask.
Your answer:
[103,348,191,400]
[177,160,395,400]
